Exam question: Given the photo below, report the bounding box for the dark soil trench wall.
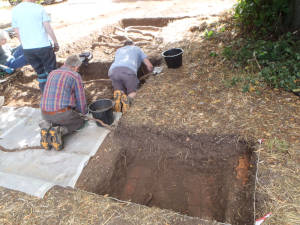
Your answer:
[88,125,256,225]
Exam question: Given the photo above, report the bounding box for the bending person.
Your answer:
[108,40,153,113]
[12,0,59,92]
[0,29,27,74]
[39,55,87,151]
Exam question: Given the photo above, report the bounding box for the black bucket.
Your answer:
[88,99,114,127]
[162,48,184,68]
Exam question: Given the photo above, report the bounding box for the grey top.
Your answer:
[0,45,13,65]
[109,45,147,75]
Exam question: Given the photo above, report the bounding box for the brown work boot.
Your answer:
[49,126,64,151]
[121,93,130,113]
[40,128,51,150]
[113,90,122,112]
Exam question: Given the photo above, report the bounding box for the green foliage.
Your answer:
[234,0,292,36]
[209,51,218,57]
[204,29,215,39]
[222,33,300,91]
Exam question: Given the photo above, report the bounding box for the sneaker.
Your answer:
[40,128,52,150]
[113,90,122,112]
[49,126,64,151]
[121,93,130,113]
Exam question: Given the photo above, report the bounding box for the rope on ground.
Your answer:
[80,114,114,131]
[0,145,42,152]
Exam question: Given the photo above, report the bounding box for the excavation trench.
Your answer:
[76,17,256,225]
[78,126,256,225]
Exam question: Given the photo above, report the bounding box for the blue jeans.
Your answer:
[23,46,57,92]
[5,46,28,69]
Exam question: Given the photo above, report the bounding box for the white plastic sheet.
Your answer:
[0,106,121,198]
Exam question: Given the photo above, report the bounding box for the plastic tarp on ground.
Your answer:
[0,106,120,198]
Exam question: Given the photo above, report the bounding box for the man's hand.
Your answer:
[143,58,153,72]
[53,43,59,52]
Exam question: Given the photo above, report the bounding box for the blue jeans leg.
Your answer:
[23,46,56,75]
[23,46,57,92]
[38,72,48,93]
[5,46,28,69]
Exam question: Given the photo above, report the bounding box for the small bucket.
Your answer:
[88,99,114,127]
[162,48,184,68]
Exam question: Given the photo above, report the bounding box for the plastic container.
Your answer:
[162,48,184,68]
[88,99,114,127]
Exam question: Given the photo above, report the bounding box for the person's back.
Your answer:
[12,0,59,93]
[41,66,87,114]
[109,45,147,75]
[12,2,51,49]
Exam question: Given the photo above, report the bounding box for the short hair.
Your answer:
[0,29,9,41]
[124,40,134,46]
[65,55,82,67]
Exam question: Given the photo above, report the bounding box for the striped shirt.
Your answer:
[41,66,87,114]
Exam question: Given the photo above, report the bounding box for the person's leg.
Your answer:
[37,46,57,93]
[11,45,23,57]
[23,48,47,92]
[110,68,127,93]
[38,46,57,74]
[6,46,28,69]
[43,110,85,135]
[23,48,45,74]
[120,69,139,113]
[109,67,127,112]
[42,110,85,151]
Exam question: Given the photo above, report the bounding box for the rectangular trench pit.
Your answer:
[97,130,256,225]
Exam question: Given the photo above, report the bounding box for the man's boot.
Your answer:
[39,120,52,150]
[40,127,52,150]
[121,93,131,113]
[49,126,64,151]
[113,90,122,112]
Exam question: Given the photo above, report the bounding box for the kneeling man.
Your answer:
[40,55,87,151]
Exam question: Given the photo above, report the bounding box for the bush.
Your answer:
[234,0,292,37]
[222,33,300,91]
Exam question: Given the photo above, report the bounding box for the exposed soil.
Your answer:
[96,125,256,225]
